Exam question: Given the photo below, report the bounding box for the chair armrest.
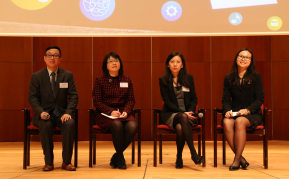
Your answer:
[22,108,30,128]
[213,108,223,128]
[74,109,78,124]
[263,108,271,130]
[133,109,141,129]
[197,108,206,126]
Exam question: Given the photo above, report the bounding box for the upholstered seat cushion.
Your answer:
[27,125,61,130]
[93,125,102,129]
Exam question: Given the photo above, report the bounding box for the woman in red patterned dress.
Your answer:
[92,52,137,170]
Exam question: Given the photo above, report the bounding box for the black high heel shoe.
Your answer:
[229,165,240,171]
[175,156,183,169]
[110,153,117,168]
[240,157,249,169]
[117,158,127,170]
[192,156,204,165]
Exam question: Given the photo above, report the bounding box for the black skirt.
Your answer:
[222,113,263,130]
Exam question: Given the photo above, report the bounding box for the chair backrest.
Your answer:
[29,106,34,123]
[260,104,264,115]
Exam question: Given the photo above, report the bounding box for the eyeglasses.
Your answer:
[45,54,61,59]
[237,55,251,61]
[107,60,119,64]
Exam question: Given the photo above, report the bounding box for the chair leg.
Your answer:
[222,135,226,165]
[93,135,96,165]
[89,134,92,168]
[159,134,162,164]
[23,135,27,169]
[153,132,157,167]
[138,133,141,167]
[27,136,30,166]
[74,134,78,168]
[132,138,135,164]
[202,133,206,167]
[264,133,268,169]
[198,135,201,156]
[214,133,217,167]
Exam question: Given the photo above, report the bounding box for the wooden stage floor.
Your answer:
[0,141,288,179]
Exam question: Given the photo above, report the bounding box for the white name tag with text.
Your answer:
[120,82,128,88]
[60,82,68,88]
[182,86,190,92]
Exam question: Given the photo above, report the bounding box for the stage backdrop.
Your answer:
[0,0,288,36]
[1,36,288,142]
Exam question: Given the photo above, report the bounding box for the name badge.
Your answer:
[60,82,68,88]
[120,82,128,88]
[182,86,190,92]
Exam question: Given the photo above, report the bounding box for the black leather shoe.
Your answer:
[229,165,240,171]
[240,158,249,169]
[175,157,183,169]
[117,158,127,170]
[110,153,117,168]
[193,156,204,165]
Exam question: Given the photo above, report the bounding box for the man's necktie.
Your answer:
[51,72,61,116]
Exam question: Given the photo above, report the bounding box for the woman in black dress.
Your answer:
[93,52,137,169]
[159,52,203,168]
[222,48,264,171]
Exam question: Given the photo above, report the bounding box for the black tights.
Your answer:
[223,117,252,166]
[173,113,199,161]
[110,120,138,159]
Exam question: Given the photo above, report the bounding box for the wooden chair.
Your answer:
[213,105,271,168]
[22,108,78,169]
[153,103,206,167]
[88,108,141,167]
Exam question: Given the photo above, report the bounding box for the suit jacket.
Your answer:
[28,68,78,125]
[92,74,135,131]
[159,74,198,124]
[222,72,264,116]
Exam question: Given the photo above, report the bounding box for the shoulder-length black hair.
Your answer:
[228,48,256,88]
[163,51,190,89]
[102,52,124,76]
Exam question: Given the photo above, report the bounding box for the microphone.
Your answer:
[43,114,49,119]
[198,113,204,118]
[192,113,204,118]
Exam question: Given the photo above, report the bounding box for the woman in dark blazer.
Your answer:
[159,51,203,168]
[222,48,264,171]
[92,52,137,170]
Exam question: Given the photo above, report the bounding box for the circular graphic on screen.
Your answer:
[229,12,242,25]
[11,0,52,10]
[161,1,182,21]
[267,16,282,31]
[80,0,115,21]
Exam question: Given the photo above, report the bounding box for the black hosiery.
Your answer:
[223,117,250,166]
[173,113,200,162]
[110,120,138,160]
[175,123,185,159]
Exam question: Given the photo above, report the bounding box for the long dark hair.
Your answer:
[163,52,190,89]
[228,48,256,88]
[102,52,124,76]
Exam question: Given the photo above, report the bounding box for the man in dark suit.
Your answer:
[28,46,78,171]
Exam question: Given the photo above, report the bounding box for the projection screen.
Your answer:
[0,0,287,36]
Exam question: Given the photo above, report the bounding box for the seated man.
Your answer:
[28,46,78,171]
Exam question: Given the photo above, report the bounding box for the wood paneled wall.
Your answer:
[0,36,286,142]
